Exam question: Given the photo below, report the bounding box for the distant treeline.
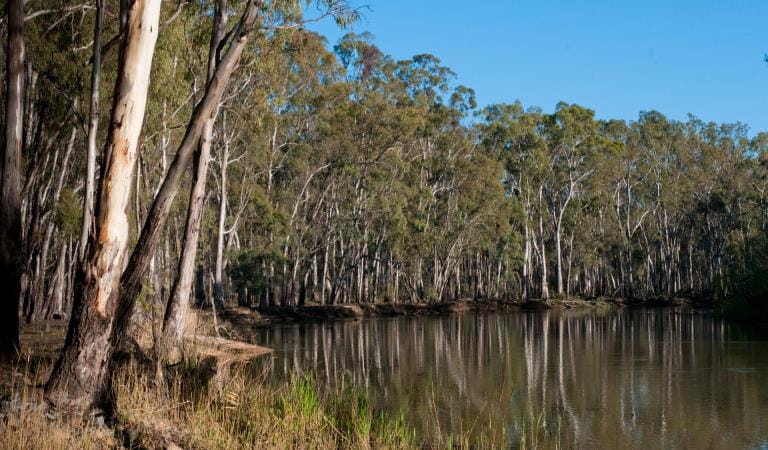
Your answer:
[10,8,768,320]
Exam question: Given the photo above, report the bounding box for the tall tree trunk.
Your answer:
[80,0,104,261]
[116,0,260,355]
[0,0,25,359]
[522,221,530,300]
[44,243,68,320]
[161,145,210,355]
[45,0,161,415]
[539,188,549,300]
[214,138,229,305]
[27,127,77,323]
[163,0,228,354]
[555,225,563,295]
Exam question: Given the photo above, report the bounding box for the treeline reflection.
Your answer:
[251,309,768,448]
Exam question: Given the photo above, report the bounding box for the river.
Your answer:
[250,308,768,448]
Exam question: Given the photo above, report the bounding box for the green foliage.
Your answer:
[229,249,285,299]
[22,0,768,310]
[273,374,320,419]
[325,381,415,447]
[54,188,82,238]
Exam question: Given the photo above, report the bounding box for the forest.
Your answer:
[1,0,767,448]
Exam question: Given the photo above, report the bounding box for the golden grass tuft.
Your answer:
[113,357,416,448]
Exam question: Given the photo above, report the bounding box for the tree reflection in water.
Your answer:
[251,309,768,448]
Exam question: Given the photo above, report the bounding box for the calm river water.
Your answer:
[251,308,768,448]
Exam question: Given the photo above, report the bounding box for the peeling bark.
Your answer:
[45,0,162,416]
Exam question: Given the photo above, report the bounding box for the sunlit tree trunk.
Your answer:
[539,187,550,300]
[44,243,68,320]
[45,0,162,415]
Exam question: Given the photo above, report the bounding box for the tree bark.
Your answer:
[0,0,25,359]
[45,0,161,415]
[44,243,68,320]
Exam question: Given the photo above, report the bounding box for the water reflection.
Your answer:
[251,309,768,448]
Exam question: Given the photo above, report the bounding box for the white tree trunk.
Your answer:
[45,0,161,415]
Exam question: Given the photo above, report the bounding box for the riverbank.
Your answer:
[0,360,416,449]
[217,295,705,330]
[0,313,561,449]
[0,317,420,449]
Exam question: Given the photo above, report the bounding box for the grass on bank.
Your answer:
[114,359,417,448]
[0,355,416,449]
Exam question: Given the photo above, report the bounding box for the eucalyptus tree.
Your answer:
[42,0,350,415]
[540,103,599,296]
[45,0,164,414]
[80,0,105,261]
[0,0,25,359]
[162,0,230,357]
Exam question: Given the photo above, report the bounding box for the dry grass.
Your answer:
[1,314,416,449]
[0,354,415,449]
[0,355,116,449]
[112,357,415,448]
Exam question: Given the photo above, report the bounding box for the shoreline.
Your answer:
[217,296,711,329]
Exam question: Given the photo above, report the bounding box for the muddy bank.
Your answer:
[216,297,633,330]
[258,299,520,320]
[215,296,714,332]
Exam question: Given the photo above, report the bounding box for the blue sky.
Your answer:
[307,0,768,134]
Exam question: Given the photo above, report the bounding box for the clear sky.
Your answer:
[307,0,768,134]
